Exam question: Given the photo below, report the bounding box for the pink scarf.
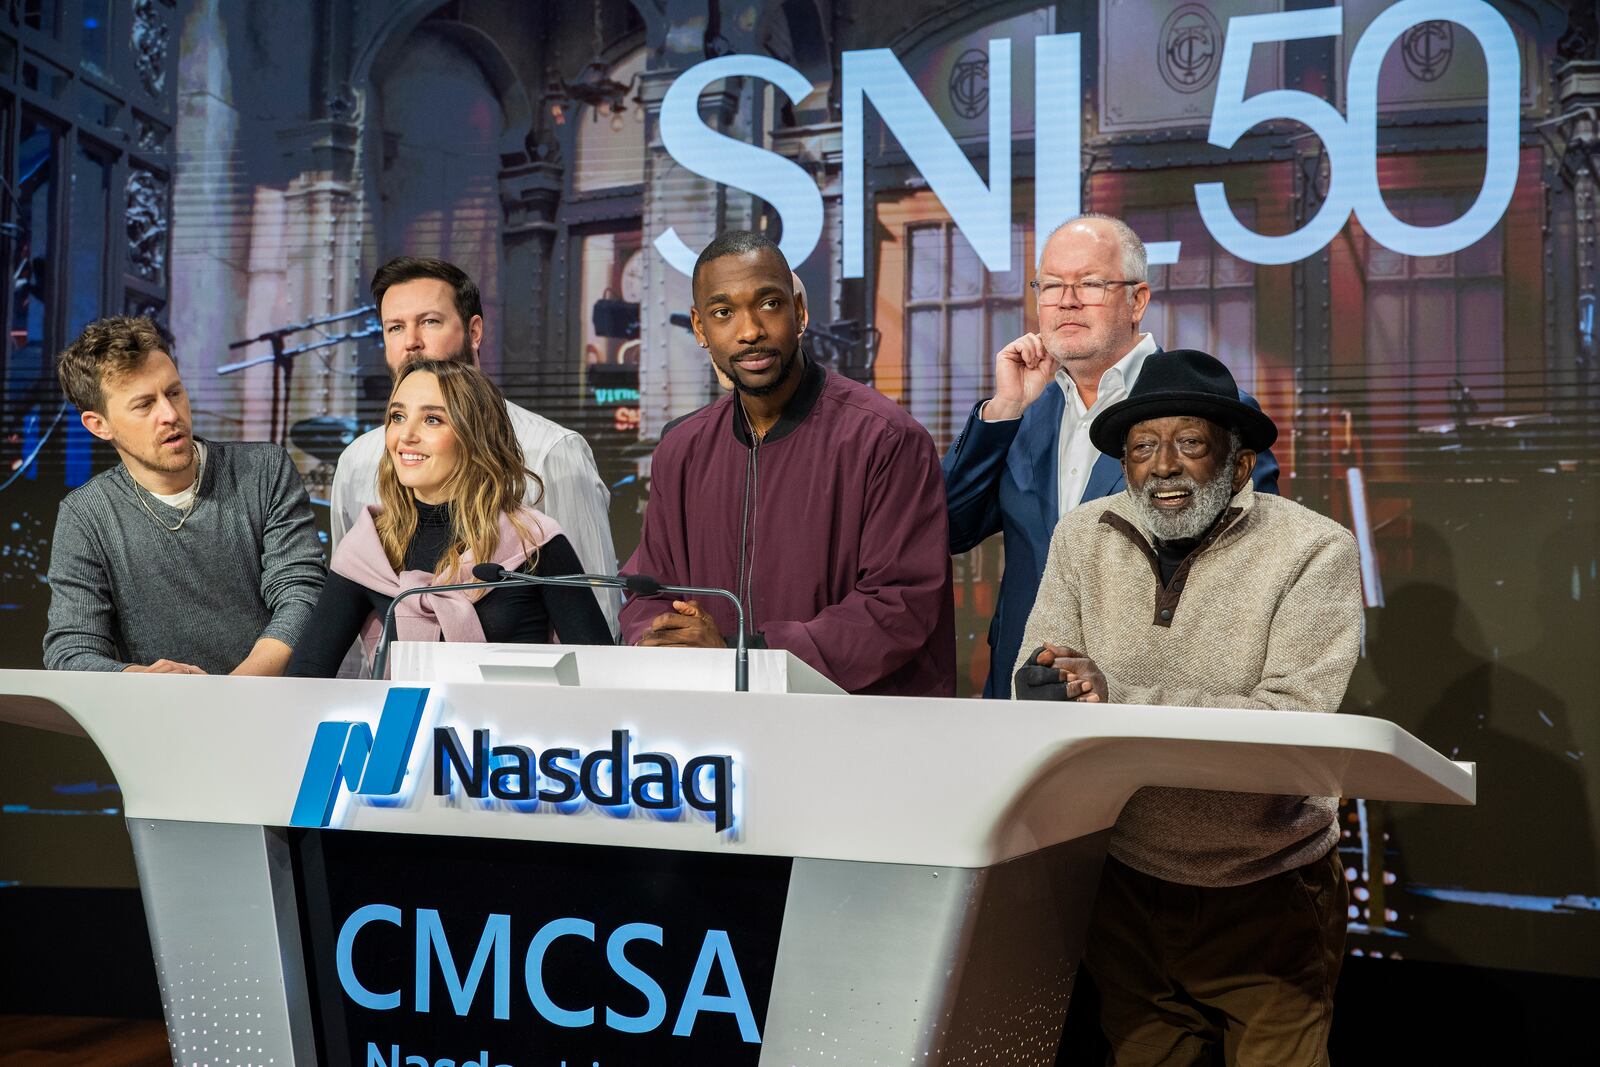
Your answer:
[332,505,564,669]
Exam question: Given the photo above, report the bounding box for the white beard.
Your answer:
[1128,458,1237,542]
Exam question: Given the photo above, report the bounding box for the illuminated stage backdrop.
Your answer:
[0,0,1596,980]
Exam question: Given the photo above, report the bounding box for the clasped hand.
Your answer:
[1014,643,1106,702]
[639,600,727,649]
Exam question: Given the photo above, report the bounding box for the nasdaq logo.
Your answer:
[434,727,735,833]
[290,689,736,833]
[290,688,430,828]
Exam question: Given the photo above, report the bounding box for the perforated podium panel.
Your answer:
[0,652,1473,1066]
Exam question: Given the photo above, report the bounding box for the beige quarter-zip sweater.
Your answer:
[1015,483,1363,887]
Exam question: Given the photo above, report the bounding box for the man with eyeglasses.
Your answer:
[942,214,1279,698]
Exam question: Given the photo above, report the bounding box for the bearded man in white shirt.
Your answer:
[942,215,1280,697]
[330,256,619,633]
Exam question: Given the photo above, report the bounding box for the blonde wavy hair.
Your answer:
[375,358,545,582]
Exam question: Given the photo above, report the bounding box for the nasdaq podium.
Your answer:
[0,649,1475,1066]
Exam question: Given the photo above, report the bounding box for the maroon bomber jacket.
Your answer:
[620,354,956,697]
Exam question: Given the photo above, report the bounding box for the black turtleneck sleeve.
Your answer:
[480,534,614,647]
[285,571,376,678]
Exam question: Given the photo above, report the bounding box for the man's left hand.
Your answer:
[1027,643,1106,702]
[1049,646,1107,702]
[640,600,727,648]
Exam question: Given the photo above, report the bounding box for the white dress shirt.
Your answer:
[1055,332,1158,516]
[330,399,621,634]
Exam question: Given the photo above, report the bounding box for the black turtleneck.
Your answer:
[1151,502,1239,587]
[402,498,458,572]
[1154,536,1201,588]
[287,500,612,678]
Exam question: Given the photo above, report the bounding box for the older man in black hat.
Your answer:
[1014,349,1363,1066]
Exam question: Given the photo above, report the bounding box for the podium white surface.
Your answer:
[0,655,1474,1066]
[390,641,845,693]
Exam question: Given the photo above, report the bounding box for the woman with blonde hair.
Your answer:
[288,358,611,677]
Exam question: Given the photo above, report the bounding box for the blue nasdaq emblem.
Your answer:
[290,688,429,828]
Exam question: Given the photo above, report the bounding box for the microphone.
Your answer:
[621,573,748,693]
[470,561,629,592]
[621,574,665,596]
[369,578,489,680]
[372,565,631,679]
[470,562,628,647]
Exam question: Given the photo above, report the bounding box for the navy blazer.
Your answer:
[942,380,1280,698]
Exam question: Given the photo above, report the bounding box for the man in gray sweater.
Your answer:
[44,317,325,675]
[1014,350,1362,1066]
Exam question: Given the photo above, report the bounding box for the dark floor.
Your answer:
[1057,954,1600,1064]
[0,1017,168,1067]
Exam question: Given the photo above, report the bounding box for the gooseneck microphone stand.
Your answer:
[369,579,488,680]
[474,564,747,691]
[619,574,748,693]
[470,562,632,599]
[373,566,749,693]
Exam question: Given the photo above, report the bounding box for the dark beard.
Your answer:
[728,347,799,397]
[393,343,473,381]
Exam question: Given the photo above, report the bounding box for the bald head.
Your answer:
[1042,215,1147,283]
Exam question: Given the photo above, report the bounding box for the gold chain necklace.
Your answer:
[130,443,205,532]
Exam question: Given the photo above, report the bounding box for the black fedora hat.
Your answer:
[1089,349,1277,458]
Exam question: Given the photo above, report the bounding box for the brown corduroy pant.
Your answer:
[1082,848,1349,1067]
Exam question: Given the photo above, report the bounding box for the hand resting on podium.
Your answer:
[639,600,728,648]
[1014,643,1105,702]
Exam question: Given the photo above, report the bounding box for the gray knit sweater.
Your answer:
[43,439,326,674]
[1016,484,1363,887]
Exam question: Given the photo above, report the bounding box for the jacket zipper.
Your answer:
[736,430,760,622]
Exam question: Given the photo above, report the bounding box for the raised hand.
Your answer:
[984,333,1056,422]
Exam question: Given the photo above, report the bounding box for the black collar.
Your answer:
[730,351,826,447]
[414,498,452,526]
[1154,535,1201,562]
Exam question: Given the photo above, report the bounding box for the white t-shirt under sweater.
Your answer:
[148,440,207,510]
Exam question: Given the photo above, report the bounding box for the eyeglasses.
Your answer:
[1029,278,1141,307]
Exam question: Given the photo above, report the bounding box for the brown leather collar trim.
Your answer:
[1098,506,1244,628]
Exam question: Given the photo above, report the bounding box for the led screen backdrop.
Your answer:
[0,0,1596,979]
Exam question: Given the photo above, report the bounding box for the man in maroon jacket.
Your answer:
[620,231,955,696]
